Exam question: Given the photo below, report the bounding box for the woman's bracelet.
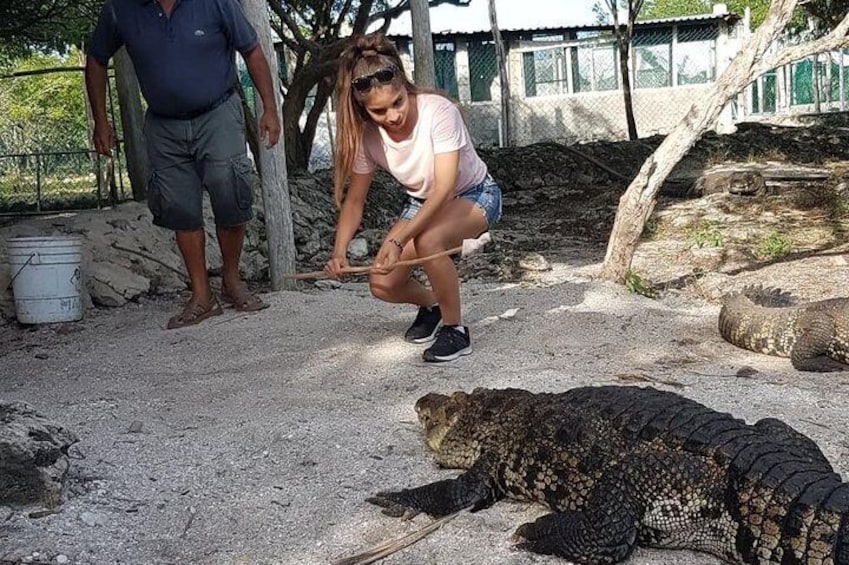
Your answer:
[388,238,404,251]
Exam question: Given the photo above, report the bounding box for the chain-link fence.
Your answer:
[0,61,129,215]
[749,49,848,116]
[447,23,727,147]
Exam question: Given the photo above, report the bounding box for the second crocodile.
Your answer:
[719,285,849,372]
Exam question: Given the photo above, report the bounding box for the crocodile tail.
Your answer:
[735,284,796,308]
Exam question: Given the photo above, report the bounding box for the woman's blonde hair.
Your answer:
[332,33,418,209]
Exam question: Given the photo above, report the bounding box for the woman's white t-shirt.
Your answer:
[352,93,488,199]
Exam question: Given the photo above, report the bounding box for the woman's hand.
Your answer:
[324,255,349,279]
[373,238,403,275]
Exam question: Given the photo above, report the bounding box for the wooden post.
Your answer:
[487,0,511,147]
[240,0,297,290]
[410,0,436,87]
[113,47,149,201]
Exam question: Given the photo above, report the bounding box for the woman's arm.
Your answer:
[326,171,374,278]
[372,150,459,272]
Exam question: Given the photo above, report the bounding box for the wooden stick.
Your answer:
[111,243,189,282]
[330,511,461,565]
[285,245,464,281]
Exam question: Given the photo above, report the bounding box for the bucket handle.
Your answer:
[6,252,37,291]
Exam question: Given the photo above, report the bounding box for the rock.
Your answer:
[518,253,551,272]
[87,261,151,307]
[314,280,342,291]
[347,238,369,260]
[80,510,102,527]
[0,402,78,508]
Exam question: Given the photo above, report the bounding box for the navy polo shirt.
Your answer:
[88,0,258,118]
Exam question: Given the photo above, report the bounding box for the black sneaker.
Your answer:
[404,305,442,343]
[423,326,471,363]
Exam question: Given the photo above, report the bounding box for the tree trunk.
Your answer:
[113,47,149,201]
[410,0,436,87]
[488,0,511,147]
[599,0,801,283]
[237,81,261,175]
[282,73,319,171]
[619,40,638,140]
[241,0,297,290]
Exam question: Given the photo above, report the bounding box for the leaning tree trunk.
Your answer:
[600,0,815,283]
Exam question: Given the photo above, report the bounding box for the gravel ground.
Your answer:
[2,265,849,565]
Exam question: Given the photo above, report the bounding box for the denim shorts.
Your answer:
[400,175,502,227]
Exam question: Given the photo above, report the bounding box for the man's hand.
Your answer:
[92,120,114,156]
[259,109,280,149]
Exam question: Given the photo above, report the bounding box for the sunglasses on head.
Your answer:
[351,66,397,93]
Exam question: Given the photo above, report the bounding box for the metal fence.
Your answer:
[748,49,849,116]
[443,23,728,147]
[0,63,129,215]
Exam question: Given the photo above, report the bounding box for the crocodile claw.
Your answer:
[365,491,421,520]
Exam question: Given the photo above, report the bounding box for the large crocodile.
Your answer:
[719,285,849,372]
[366,386,849,564]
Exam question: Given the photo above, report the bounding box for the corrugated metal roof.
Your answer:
[377,0,595,36]
[378,0,738,37]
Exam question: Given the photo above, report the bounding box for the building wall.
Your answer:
[414,16,749,147]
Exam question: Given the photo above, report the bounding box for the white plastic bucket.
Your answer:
[6,236,83,324]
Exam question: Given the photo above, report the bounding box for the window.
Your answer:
[751,70,776,113]
[434,42,459,99]
[634,29,671,88]
[676,24,717,85]
[523,47,568,97]
[571,43,617,92]
[791,58,814,105]
[468,39,498,102]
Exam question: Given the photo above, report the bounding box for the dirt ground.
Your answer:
[2,116,849,565]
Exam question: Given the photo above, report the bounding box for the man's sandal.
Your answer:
[166,300,224,329]
[221,282,269,312]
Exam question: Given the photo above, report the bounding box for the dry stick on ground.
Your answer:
[330,511,461,565]
[110,243,189,282]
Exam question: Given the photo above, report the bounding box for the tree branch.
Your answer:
[368,0,471,25]
[753,10,849,75]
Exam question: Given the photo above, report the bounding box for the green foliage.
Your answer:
[0,1,100,61]
[802,0,849,31]
[757,231,792,259]
[689,219,723,248]
[625,269,656,298]
[639,0,819,29]
[0,49,89,156]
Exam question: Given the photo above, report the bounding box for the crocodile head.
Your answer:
[415,391,470,454]
[415,388,536,468]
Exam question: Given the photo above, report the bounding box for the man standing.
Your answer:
[85,0,281,329]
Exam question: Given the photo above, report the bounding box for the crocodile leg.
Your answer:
[514,450,733,564]
[753,417,833,469]
[366,455,502,518]
[790,315,846,372]
[512,506,638,564]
